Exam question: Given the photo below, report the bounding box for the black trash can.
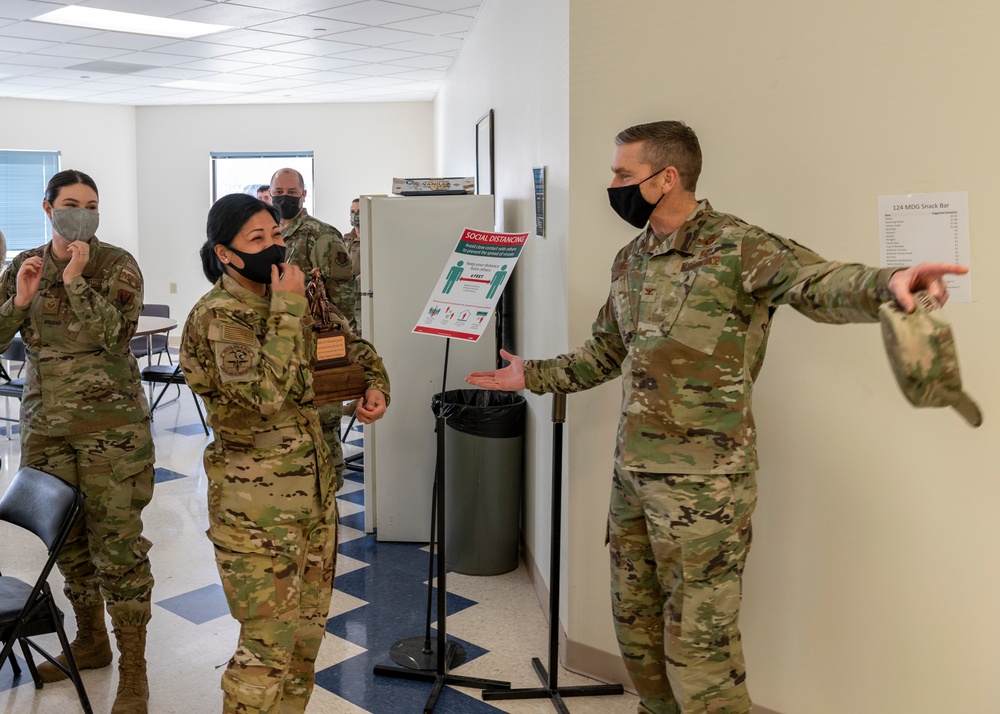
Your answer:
[432,389,526,575]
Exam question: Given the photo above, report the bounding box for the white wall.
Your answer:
[567,1,999,713]
[135,102,434,322]
[0,97,138,256]
[434,0,572,654]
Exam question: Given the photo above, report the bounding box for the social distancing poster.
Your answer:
[413,228,529,341]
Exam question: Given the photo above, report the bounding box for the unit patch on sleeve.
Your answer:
[118,267,142,291]
[218,343,255,378]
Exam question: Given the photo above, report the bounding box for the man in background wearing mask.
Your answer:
[465,121,966,714]
[269,167,357,482]
[342,198,362,333]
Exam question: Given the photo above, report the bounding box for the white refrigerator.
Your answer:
[359,194,496,542]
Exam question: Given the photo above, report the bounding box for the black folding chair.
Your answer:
[141,364,209,435]
[130,304,172,365]
[0,361,24,441]
[0,467,92,713]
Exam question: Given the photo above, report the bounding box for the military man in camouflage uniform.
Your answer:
[467,121,966,714]
[182,192,389,713]
[0,169,155,714]
[343,198,363,327]
[270,168,357,477]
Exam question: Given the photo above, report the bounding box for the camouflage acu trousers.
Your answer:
[20,421,156,627]
[210,510,339,714]
[608,468,756,714]
[317,403,345,491]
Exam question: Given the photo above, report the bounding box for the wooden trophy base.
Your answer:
[313,363,366,406]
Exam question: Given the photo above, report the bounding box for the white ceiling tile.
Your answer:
[73,31,177,51]
[215,48,310,65]
[393,0,480,12]
[329,62,410,77]
[385,68,444,81]
[250,15,363,38]
[337,75,409,88]
[96,73,175,86]
[169,4,293,27]
[61,79,137,91]
[383,35,460,54]
[332,46,418,63]
[383,53,451,69]
[151,40,246,59]
[2,54,79,69]
[32,43,129,61]
[266,37,366,56]
[293,69,367,83]
[0,0,66,22]
[0,36,60,53]
[229,64,313,79]
[0,62,34,76]
[386,12,472,34]
[326,26,426,47]
[236,76,320,91]
[108,51,194,67]
[1,74,74,88]
[173,57,261,73]
[312,1,435,25]
[224,0,359,12]
[275,55,366,72]
[450,6,480,18]
[132,66,214,80]
[194,28,295,49]
[186,72,266,86]
[9,20,101,42]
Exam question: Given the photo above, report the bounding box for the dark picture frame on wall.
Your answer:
[475,109,494,195]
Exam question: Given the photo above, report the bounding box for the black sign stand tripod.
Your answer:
[483,393,625,712]
[373,338,511,712]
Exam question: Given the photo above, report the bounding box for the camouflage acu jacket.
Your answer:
[523,200,897,475]
[180,274,389,528]
[342,226,362,316]
[0,238,148,436]
[282,209,357,330]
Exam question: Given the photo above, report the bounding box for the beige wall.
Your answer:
[135,102,434,320]
[0,97,139,256]
[441,0,1000,712]
[567,1,998,712]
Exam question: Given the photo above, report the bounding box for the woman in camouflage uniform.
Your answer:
[0,169,155,714]
[180,193,389,713]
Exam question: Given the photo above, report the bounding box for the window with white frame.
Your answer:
[0,150,61,263]
[210,151,314,215]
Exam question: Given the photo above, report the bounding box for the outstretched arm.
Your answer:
[888,262,968,312]
[466,349,525,391]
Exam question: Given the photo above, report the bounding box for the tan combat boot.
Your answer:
[111,625,149,714]
[37,602,113,682]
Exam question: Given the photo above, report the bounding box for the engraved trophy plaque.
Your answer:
[306,268,366,406]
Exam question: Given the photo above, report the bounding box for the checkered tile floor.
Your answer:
[0,358,636,713]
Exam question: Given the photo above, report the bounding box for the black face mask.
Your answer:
[272,194,301,221]
[606,168,666,228]
[227,244,286,285]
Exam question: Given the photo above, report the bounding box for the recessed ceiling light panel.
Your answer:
[32,7,230,40]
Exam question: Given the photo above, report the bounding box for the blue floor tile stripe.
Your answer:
[316,469,508,712]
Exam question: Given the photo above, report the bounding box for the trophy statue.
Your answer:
[306,268,366,406]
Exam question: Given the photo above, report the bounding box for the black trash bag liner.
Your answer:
[431,388,525,438]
